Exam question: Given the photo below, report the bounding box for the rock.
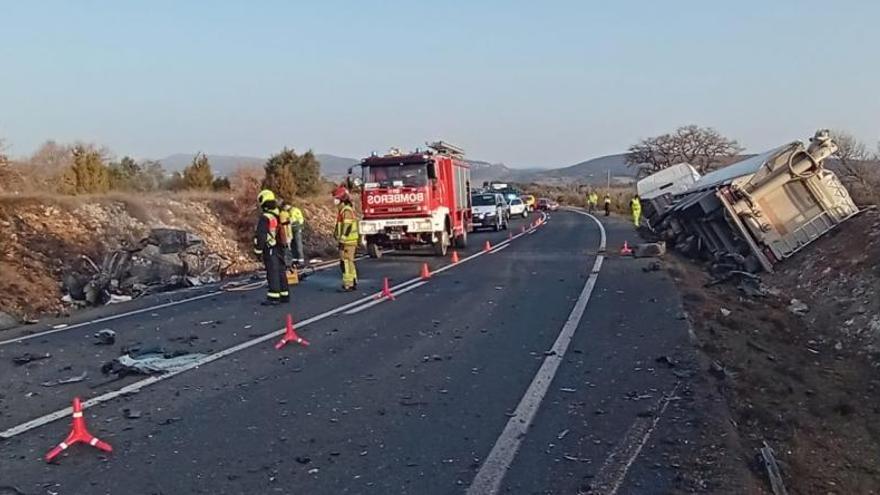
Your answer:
[720,307,732,317]
[94,329,116,345]
[633,241,666,258]
[788,299,809,315]
[0,311,18,331]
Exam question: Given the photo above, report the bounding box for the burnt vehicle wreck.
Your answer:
[651,130,859,272]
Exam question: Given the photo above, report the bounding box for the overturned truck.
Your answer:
[655,130,859,272]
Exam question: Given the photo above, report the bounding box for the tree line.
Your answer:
[0,139,323,198]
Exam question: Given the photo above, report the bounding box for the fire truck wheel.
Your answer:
[367,242,382,259]
[433,230,449,256]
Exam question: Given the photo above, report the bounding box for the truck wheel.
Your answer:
[433,230,449,256]
[367,242,382,259]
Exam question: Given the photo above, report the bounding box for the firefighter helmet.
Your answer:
[257,189,276,206]
[332,185,350,202]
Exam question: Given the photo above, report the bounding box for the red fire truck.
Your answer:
[351,141,472,257]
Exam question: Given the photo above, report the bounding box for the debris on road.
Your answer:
[633,241,666,258]
[12,352,52,365]
[557,429,569,440]
[122,408,142,419]
[102,349,205,375]
[719,307,731,317]
[787,299,809,315]
[41,371,88,387]
[93,329,116,345]
[655,355,677,367]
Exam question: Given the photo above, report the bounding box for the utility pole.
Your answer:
[606,169,611,189]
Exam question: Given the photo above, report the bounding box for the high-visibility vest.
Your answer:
[254,209,284,254]
[631,198,642,213]
[288,206,304,225]
[335,204,359,245]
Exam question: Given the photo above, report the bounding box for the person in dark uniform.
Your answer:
[253,189,289,305]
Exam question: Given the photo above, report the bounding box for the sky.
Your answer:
[1,0,878,168]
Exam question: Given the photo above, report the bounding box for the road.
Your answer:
[0,210,702,495]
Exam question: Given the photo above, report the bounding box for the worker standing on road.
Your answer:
[588,191,599,213]
[254,189,289,305]
[604,194,612,217]
[630,195,642,227]
[334,185,359,292]
[280,201,306,266]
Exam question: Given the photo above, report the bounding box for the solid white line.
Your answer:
[343,281,428,315]
[0,256,365,347]
[467,210,605,495]
[489,244,511,254]
[0,223,549,439]
[589,383,681,495]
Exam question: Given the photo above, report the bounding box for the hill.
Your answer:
[464,153,636,185]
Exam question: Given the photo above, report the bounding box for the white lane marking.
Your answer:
[343,281,428,315]
[588,383,681,495]
[467,210,605,495]
[0,222,548,439]
[489,244,510,254]
[0,256,365,347]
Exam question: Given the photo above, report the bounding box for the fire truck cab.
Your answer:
[354,141,472,257]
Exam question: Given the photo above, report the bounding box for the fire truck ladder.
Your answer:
[427,141,465,158]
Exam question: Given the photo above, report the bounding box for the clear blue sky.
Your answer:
[1,0,877,167]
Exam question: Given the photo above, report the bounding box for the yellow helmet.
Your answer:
[257,189,276,206]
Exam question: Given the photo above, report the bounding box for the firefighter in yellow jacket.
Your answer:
[254,189,289,305]
[630,195,642,227]
[279,202,305,266]
[333,185,359,292]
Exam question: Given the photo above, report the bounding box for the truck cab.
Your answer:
[355,142,472,257]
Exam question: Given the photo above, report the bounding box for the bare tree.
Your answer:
[831,130,874,186]
[626,125,742,175]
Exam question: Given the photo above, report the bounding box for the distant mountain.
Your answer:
[158,153,359,178]
[463,153,636,185]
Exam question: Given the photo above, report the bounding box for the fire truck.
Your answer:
[350,141,472,258]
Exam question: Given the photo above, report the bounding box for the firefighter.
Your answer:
[279,201,306,266]
[333,185,359,291]
[630,194,642,227]
[254,189,289,305]
[603,194,612,216]
[588,191,599,213]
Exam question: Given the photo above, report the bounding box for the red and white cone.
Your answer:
[275,313,310,349]
[451,250,460,263]
[620,241,633,256]
[483,240,492,252]
[419,263,431,280]
[375,277,396,301]
[45,397,112,462]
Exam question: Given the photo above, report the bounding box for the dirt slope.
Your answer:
[0,193,338,319]
[670,208,880,494]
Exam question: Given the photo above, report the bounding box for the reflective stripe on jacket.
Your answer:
[335,204,359,245]
[254,209,281,254]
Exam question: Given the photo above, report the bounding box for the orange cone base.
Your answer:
[483,241,492,252]
[375,277,396,301]
[451,251,460,263]
[420,263,431,280]
[620,241,633,255]
[45,398,112,463]
[276,314,310,349]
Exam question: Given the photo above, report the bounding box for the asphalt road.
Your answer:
[0,210,700,495]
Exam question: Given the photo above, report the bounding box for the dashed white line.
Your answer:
[467,210,606,495]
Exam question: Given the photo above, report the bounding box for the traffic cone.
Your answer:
[484,240,492,252]
[45,397,112,463]
[620,241,633,256]
[419,263,431,280]
[521,225,526,233]
[451,250,460,263]
[275,313,310,349]
[375,277,395,301]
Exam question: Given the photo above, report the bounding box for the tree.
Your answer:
[212,176,231,191]
[182,152,214,190]
[108,156,142,191]
[294,150,321,196]
[262,148,299,201]
[830,130,878,191]
[626,125,743,175]
[59,146,110,194]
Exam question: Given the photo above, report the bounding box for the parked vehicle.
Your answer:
[353,141,472,258]
[471,192,510,231]
[548,200,559,211]
[537,198,559,212]
[509,197,528,218]
[521,194,536,211]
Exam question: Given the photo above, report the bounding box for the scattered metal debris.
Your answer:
[102,349,206,375]
[12,352,52,365]
[94,329,116,345]
[788,299,809,315]
[41,371,87,387]
[760,441,790,495]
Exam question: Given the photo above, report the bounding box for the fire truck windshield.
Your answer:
[366,163,428,188]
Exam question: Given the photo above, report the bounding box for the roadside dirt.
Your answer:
[668,208,880,494]
[0,193,339,320]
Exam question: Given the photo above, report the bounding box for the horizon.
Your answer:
[1,1,878,168]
